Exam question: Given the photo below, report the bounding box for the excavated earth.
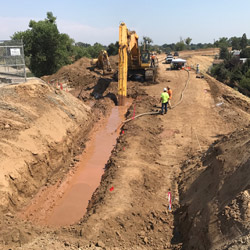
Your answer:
[0,50,250,250]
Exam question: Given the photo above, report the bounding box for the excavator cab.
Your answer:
[141,51,151,65]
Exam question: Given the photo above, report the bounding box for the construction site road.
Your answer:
[0,49,250,250]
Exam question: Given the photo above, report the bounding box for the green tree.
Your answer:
[175,41,186,51]
[211,63,230,82]
[230,37,241,50]
[73,46,91,60]
[239,77,250,91]
[214,37,229,48]
[75,42,91,47]
[240,48,250,58]
[219,46,230,60]
[86,43,105,58]
[143,36,153,45]
[185,37,192,49]
[12,12,74,77]
[230,69,243,84]
[107,41,119,56]
[142,36,153,50]
[240,33,248,50]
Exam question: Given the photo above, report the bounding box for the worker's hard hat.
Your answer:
[163,88,167,92]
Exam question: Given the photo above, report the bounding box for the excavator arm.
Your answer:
[118,23,128,105]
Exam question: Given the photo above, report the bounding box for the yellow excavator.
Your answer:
[91,50,112,75]
[118,22,157,104]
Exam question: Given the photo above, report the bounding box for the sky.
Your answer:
[1,0,250,46]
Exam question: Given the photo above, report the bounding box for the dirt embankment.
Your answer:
[0,79,93,210]
[177,126,250,249]
[0,79,93,246]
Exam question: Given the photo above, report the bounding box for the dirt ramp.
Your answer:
[178,126,250,249]
[0,79,92,214]
[42,55,118,89]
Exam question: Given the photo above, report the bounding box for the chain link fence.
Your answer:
[0,40,26,83]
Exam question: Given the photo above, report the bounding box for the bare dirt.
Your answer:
[0,48,250,250]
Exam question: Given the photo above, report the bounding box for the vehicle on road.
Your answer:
[165,55,173,64]
[174,51,179,57]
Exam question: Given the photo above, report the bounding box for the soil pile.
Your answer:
[178,126,250,249]
[42,55,118,89]
[42,57,96,88]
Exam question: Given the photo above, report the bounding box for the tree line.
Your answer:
[210,33,250,96]
[11,11,250,93]
[12,12,119,77]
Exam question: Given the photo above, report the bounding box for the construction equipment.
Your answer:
[118,22,158,105]
[91,50,112,75]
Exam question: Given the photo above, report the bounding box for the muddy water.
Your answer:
[20,101,131,227]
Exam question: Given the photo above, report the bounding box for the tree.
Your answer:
[175,41,186,51]
[240,33,248,50]
[240,48,250,58]
[219,46,230,60]
[142,36,153,49]
[12,12,74,77]
[214,37,229,48]
[143,36,153,45]
[230,69,243,84]
[211,63,230,82]
[239,77,250,91]
[86,43,105,58]
[230,37,241,50]
[73,46,90,60]
[185,37,192,48]
[107,41,119,56]
[75,42,91,48]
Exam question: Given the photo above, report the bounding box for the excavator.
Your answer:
[91,50,112,75]
[118,22,157,105]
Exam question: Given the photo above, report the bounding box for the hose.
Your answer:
[171,69,190,109]
[122,69,190,124]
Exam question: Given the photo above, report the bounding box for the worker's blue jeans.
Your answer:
[161,102,168,114]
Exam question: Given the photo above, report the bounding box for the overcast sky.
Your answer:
[1,0,250,45]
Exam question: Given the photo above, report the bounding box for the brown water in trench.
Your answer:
[20,101,131,226]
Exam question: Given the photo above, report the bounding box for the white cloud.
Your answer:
[0,17,118,45]
[57,20,118,45]
[0,17,30,39]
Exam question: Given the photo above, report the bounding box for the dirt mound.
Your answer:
[42,55,118,90]
[177,126,250,249]
[42,57,97,88]
[108,54,118,71]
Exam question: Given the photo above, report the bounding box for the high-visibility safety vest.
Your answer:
[161,92,169,103]
[168,89,172,99]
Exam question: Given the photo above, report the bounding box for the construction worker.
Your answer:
[167,86,172,109]
[159,88,169,115]
[151,53,156,67]
[196,64,200,74]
